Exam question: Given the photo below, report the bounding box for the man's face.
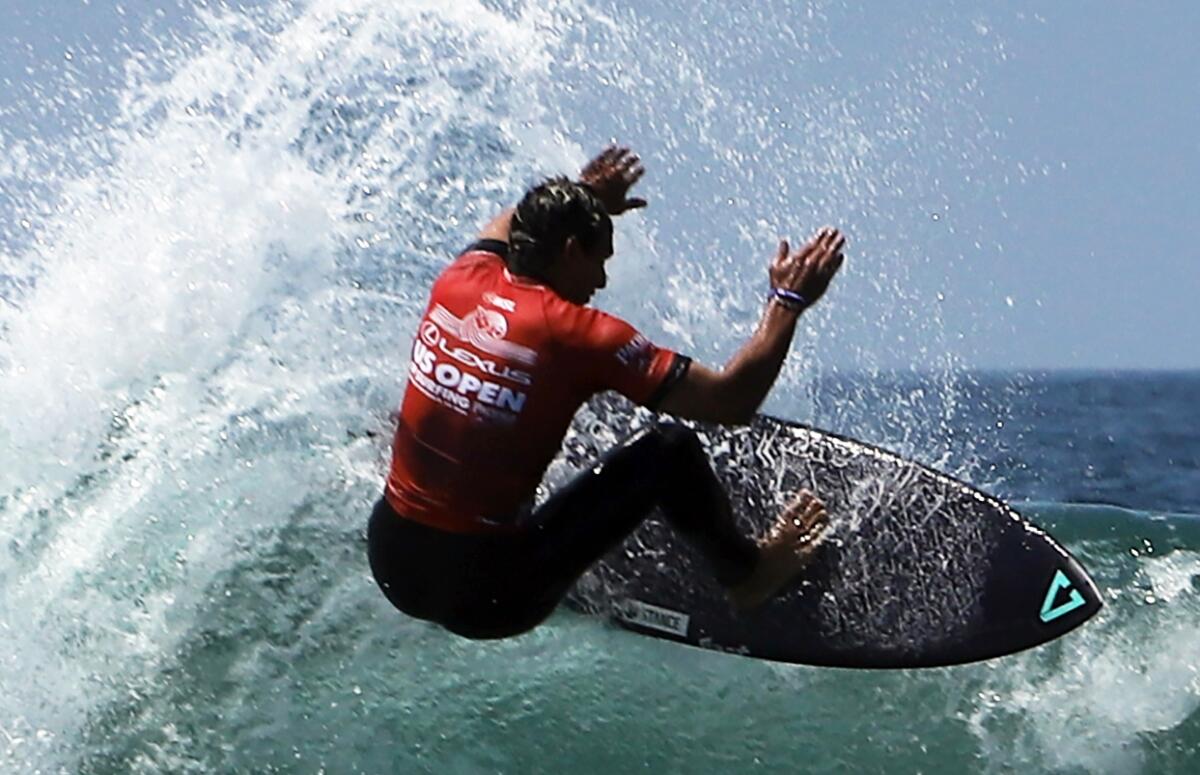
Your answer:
[552,233,613,305]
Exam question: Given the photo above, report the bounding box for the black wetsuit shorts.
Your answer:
[367,423,757,639]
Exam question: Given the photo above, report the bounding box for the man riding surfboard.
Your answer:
[368,146,846,638]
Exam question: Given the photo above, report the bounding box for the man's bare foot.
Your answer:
[728,490,828,609]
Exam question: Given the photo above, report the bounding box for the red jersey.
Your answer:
[385,240,689,533]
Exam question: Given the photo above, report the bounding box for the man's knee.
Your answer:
[603,423,707,481]
[651,423,709,469]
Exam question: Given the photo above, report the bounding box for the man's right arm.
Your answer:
[658,302,800,425]
[657,228,846,426]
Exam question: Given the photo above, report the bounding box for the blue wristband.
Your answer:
[770,287,809,311]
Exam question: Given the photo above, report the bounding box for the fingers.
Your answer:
[806,226,842,255]
[579,145,648,215]
[580,146,615,175]
[795,227,845,280]
[826,228,846,256]
[820,230,846,283]
[769,226,846,305]
[589,146,641,180]
[599,144,626,165]
[594,145,636,170]
[581,144,632,177]
[607,144,628,161]
[821,231,845,264]
[616,149,643,185]
[828,250,845,277]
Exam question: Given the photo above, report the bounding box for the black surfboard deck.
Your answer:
[562,399,1102,668]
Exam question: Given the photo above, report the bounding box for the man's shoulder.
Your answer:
[543,296,632,346]
[436,242,505,283]
[458,239,509,261]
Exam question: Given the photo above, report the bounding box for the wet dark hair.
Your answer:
[508,176,612,281]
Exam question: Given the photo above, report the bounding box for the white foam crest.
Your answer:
[2,136,333,480]
[0,0,589,495]
[0,35,339,498]
[968,548,1200,773]
[0,0,583,770]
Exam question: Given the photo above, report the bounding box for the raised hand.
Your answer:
[769,227,846,309]
[578,145,647,216]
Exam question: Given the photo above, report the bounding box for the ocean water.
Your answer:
[1,1,1197,773]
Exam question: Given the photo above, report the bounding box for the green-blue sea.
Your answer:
[2,1,1196,772]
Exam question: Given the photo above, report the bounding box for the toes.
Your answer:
[785,489,815,514]
[796,517,828,548]
[800,500,826,525]
[789,490,825,509]
[777,491,830,544]
[783,490,828,530]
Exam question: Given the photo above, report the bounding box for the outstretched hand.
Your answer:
[578,145,647,216]
[769,227,846,309]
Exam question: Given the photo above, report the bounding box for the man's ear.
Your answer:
[561,234,581,261]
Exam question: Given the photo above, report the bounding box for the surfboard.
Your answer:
[562,397,1102,668]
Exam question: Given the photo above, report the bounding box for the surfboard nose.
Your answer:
[976,518,1104,661]
[1037,555,1103,630]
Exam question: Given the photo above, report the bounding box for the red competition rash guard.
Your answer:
[385,240,690,533]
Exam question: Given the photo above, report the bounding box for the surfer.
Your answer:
[368,146,846,638]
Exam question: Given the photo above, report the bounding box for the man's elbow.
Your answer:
[658,366,761,426]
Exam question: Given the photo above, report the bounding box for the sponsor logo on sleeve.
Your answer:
[614,333,656,373]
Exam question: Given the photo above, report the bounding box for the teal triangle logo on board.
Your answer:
[1040,569,1086,623]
